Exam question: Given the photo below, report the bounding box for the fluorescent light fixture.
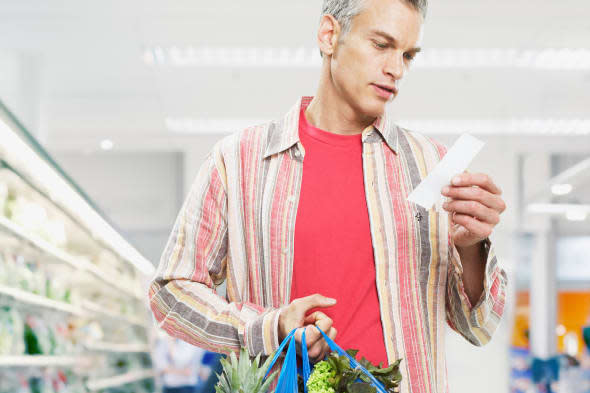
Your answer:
[550,183,573,196]
[165,117,590,135]
[144,46,321,68]
[165,117,266,134]
[100,139,114,151]
[397,119,590,135]
[527,203,590,221]
[143,46,590,70]
[416,48,590,70]
[0,118,155,276]
[565,209,587,221]
[556,325,566,336]
[526,157,590,205]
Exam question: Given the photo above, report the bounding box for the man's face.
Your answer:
[328,0,423,118]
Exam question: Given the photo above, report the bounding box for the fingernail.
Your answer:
[326,298,336,305]
[452,176,462,185]
[442,186,450,194]
[443,202,449,209]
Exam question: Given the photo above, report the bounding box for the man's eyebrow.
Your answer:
[370,29,422,52]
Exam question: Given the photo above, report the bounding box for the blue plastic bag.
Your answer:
[264,325,389,393]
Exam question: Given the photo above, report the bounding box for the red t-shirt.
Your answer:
[290,100,388,366]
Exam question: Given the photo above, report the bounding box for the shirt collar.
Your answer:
[263,96,399,159]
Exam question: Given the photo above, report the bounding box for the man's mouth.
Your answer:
[372,83,398,98]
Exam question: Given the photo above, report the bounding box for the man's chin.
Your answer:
[361,100,388,119]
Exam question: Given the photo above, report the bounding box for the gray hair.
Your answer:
[321,0,428,36]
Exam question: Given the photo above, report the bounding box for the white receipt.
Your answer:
[407,134,485,211]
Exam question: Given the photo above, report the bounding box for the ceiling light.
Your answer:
[527,203,590,219]
[396,119,590,135]
[165,117,265,134]
[143,47,590,70]
[144,46,321,68]
[416,48,590,70]
[550,183,573,196]
[100,139,114,151]
[164,117,590,135]
[565,209,587,221]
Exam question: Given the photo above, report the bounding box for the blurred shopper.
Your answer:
[154,333,205,393]
[150,0,508,392]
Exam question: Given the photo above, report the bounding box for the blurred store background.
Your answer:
[1,1,590,392]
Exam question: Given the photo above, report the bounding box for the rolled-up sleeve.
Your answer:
[445,237,508,346]
[148,138,282,357]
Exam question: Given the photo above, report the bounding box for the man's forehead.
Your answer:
[355,0,424,45]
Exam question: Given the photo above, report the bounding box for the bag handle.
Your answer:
[263,326,389,393]
[301,329,310,393]
[313,325,389,393]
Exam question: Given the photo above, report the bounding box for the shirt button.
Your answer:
[282,247,289,254]
[288,195,296,203]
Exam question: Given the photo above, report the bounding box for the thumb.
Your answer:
[298,294,337,312]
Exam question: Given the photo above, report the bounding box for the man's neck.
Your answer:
[305,88,376,136]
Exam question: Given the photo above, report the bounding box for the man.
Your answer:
[149,0,508,392]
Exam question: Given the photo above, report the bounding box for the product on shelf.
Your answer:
[3,195,67,249]
[0,306,25,355]
[0,369,87,393]
[0,182,7,216]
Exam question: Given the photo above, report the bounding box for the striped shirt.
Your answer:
[149,96,507,393]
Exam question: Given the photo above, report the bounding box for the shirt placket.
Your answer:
[361,129,397,363]
[282,141,305,304]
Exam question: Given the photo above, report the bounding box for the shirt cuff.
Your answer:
[450,238,501,327]
[243,307,284,357]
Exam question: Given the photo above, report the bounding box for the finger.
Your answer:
[451,173,502,195]
[443,200,500,225]
[310,327,337,361]
[308,339,324,360]
[442,186,506,212]
[315,314,334,335]
[321,327,337,358]
[305,313,333,347]
[293,326,307,346]
[296,294,337,313]
[310,317,333,352]
[452,214,493,239]
[304,311,330,325]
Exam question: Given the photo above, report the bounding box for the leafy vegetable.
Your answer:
[306,350,403,393]
[307,360,336,393]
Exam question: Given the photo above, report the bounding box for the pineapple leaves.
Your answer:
[214,348,278,393]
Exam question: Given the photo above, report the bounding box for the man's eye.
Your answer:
[373,41,388,49]
[404,52,416,61]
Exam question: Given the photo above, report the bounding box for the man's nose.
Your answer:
[383,51,405,81]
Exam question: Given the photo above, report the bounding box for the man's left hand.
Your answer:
[441,172,506,249]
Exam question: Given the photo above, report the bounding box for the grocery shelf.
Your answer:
[0,355,92,367]
[0,112,155,277]
[85,341,151,353]
[0,215,141,300]
[81,300,148,329]
[84,262,142,300]
[0,285,89,317]
[0,215,86,271]
[86,369,155,391]
[0,98,155,392]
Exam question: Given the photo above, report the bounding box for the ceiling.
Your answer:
[0,0,589,153]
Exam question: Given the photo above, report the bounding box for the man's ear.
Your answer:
[317,14,341,57]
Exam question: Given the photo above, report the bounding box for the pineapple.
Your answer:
[215,347,279,393]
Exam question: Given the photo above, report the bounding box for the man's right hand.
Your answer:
[278,293,338,362]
